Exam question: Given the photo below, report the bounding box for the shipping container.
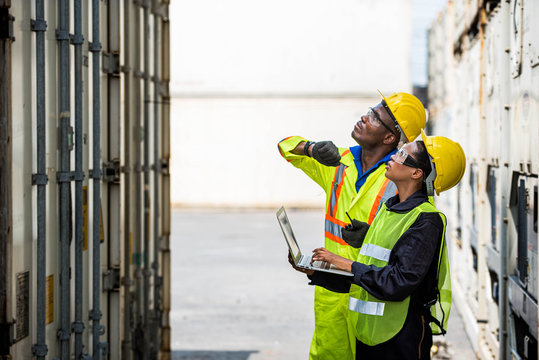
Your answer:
[0,1,171,359]
[169,0,414,209]
[428,0,539,358]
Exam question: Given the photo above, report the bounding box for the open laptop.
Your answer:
[276,206,353,276]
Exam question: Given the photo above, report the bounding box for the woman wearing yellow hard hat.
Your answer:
[305,130,465,359]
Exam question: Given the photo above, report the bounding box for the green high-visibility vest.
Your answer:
[348,201,451,346]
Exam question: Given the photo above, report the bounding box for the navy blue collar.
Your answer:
[385,190,429,213]
[349,146,396,192]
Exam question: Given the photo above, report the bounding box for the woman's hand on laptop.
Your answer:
[288,253,314,275]
[311,248,353,272]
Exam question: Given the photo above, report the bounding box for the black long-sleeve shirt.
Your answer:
[307,190,447,359]
[309,190,444,310]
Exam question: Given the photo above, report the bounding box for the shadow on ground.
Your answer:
[171,350,259,360]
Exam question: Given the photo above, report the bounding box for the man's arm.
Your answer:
[289,141,310,156]
[278,137,341,166]
[277,136,339,190]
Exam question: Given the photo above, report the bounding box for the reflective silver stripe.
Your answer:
[328,164,346,215]
[349,297,385,316]
[376,181,397,214]
[359,243,391,262]
[325,219,343,238]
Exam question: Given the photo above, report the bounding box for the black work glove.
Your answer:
[311,141,341,167]
[341,219,370,248]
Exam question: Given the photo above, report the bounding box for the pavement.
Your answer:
[170,209,476,359]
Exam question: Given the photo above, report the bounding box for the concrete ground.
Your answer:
[170,209,476,359]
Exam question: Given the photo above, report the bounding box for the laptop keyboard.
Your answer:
[301,256,331,270]
[312,260,331,270]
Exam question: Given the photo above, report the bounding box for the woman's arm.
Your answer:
[311,213,444,301]
[311,247,354,272]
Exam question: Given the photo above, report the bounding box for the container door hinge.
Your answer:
[152,2,169,21]
[102,159,121,183]
[0,9,15,41]
[102,51,120,75]
[0,320,15,348]
[160,159,169,175]
[157,81,170,97]
[159,235,170,251]
[103,267,121,292]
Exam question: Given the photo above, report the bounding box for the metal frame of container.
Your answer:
[1,1,170,359]
[0,0,14,357]
[428,0,539,359]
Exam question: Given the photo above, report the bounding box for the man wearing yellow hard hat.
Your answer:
[292,131,465,359]
[278,92,427,359]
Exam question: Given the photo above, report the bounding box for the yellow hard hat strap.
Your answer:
[424,157,437,196]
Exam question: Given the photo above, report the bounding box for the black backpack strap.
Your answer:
[422,289,447,336]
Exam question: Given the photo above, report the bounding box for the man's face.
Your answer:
[351,103,396,147]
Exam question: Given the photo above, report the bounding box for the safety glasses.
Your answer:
[393,147,421,169]
[365,108,397,136]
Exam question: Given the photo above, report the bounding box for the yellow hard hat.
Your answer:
[379,91,427,142]
[420,129,466,195]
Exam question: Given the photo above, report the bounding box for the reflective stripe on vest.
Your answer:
[359,243,391,262]
[367,179,397,224]
[349,297,385,316]
[328,163,347,218]
[325,219,348,246]
[325,160,395,246]
[324,162,349,245]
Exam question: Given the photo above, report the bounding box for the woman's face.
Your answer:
[385,142,421,182]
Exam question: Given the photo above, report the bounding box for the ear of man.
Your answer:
[382,132,398,146]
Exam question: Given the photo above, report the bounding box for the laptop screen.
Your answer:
[277,207,301,259]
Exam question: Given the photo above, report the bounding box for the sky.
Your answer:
[411,0,448,86]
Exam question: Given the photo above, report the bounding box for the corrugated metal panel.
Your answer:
[3,1,170,359]
[428,0,539,359]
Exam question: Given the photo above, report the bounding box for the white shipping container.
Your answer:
[169,0,414,208]
[428,0,539,359]
[0,1,171,359]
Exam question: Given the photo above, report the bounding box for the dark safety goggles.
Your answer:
[364,108,398,136]
[394,147,421,169]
